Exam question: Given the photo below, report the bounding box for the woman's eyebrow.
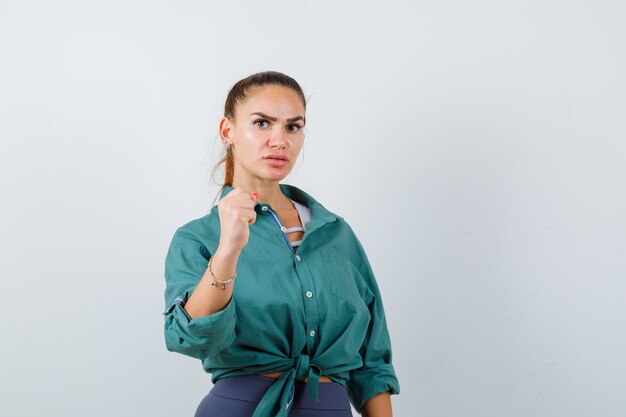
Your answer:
[250,112,305,123]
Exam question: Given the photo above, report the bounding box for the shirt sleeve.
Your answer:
[346,233,401,413]
[162,228,237,360]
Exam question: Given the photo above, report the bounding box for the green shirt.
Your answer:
[163,183,400,416]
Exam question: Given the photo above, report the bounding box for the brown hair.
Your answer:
[210,71,308,206]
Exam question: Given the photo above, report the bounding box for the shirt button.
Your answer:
[296,255,301,261]
[305,291,313,298]
[261,206,268,211]
[309,330,316,337]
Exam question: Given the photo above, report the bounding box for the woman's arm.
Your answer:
[343,224,401,413]
[183,243,241,318]
[361,391,393,417]
[163,229,239,359]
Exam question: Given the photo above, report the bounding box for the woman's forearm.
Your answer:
[183,244,241,318]
[360,391,393,417]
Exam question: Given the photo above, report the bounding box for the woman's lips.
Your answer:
[265,157,288,167]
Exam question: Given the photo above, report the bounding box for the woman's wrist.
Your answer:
[216,242,242,258]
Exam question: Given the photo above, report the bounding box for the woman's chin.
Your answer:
[263,168,290,180]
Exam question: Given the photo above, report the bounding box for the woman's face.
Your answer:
[221,85,306,183]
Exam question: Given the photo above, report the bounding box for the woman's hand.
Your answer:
[216,187,258,254]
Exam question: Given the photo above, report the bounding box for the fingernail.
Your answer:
[251,192,259,201]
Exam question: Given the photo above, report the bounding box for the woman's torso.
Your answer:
[255,197,333,383]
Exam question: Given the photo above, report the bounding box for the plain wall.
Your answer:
[1,1,625,416]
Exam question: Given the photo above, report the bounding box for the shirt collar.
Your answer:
[214,183,343,224]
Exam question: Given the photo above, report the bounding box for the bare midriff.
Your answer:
[257,371,334,383]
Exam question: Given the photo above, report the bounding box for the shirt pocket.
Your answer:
[320,247,369,312]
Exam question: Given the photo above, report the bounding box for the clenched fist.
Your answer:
[216,187,259,254]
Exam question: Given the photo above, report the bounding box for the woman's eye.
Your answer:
[288,124,302,132]
[254,119,302,132]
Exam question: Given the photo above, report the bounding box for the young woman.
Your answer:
[163,71,400,417]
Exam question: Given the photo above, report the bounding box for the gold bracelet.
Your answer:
[208,256,237,290]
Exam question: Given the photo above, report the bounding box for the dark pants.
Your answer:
[194,374,353,417]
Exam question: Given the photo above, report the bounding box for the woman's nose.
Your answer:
[269,128,287,147]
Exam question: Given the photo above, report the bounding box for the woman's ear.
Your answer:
[219,116,234,143]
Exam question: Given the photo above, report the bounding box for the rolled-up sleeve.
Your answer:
[346,234,401,413]
[162,228,237,360]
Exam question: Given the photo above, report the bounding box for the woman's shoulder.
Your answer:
[169,211,220,252]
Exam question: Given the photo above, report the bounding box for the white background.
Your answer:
[1,1,625,416]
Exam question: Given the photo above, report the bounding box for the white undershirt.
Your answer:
[285,198,311,248]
